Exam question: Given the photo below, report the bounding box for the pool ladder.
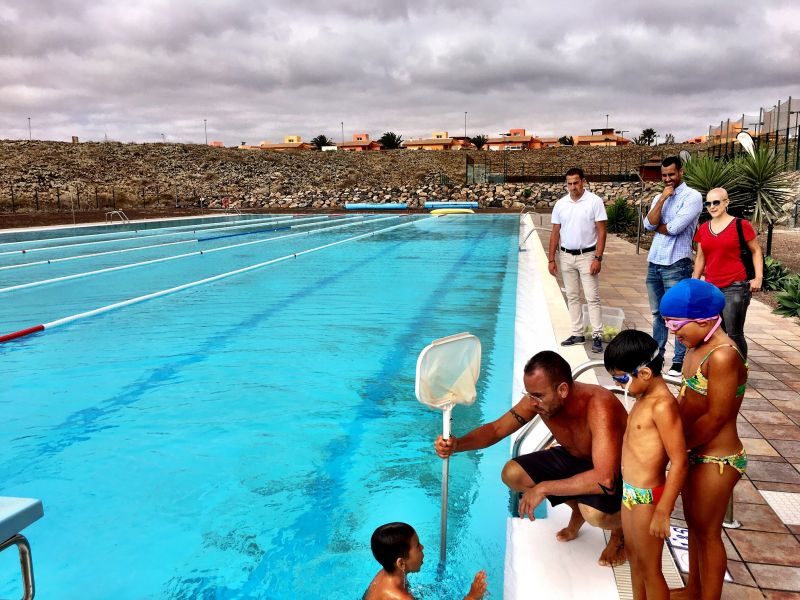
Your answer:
[105,210,130,224]
[510,359,741,528]
[518,207,549,252]
[0,535,34,599]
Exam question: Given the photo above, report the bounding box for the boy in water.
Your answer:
[363,522,486,600]
[605,330,687,600]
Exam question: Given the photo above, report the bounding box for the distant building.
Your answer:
[402,131,470,151]
[538,137,560,148]
[338,133,383,152]
[209,141,224,148]
[573,128,631,146]
[683,135,708,144]
[485,129,542,151]
[259,135,316,151]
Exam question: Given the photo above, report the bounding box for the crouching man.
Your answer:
[433,350,628,566]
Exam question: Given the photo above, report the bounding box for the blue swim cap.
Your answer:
[660,279,725,319]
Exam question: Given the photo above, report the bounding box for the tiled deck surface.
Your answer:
[534,214,800,599]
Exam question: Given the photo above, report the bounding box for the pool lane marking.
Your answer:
[0,215,337,271]
[0,216,430,343]
[0,215,386,293]
[0,214,308,256]
[0,213,302,252]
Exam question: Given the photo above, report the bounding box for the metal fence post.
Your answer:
[35,189,39,211]
[10,183,15,212]
[95,187,99,209]
[76,184,80,210]
[112,186,116,209]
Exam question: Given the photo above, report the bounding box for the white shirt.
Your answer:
[551,190,607,250]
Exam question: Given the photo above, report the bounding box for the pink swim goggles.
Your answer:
[664,315,723,342]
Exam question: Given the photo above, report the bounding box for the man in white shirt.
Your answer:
[548,168,608,354]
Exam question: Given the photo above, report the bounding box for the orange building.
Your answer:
[259,135,315,151]
[538,137,561,148]
[573,128,631,146]
[485,129,542,151]
[338,133,383,152]
[402,131,472,151]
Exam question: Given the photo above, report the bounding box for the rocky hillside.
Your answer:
[0,140,697,212]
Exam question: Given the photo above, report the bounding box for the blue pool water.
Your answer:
[0,214,520,599]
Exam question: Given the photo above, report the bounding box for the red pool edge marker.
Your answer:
[0,324,45,343]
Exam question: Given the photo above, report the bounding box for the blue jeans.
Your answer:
[646,258,694,364]
[720,281,751,358]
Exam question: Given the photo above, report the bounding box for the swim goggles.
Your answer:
[664,315,723,342]
[610,348,660,384]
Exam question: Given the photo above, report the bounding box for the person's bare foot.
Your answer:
[556,508,585,542]
[669,588,693,599]
[598,529,626,567]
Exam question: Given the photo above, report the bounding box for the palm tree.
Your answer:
[731,147,794,229]
[558,135,574,146]
[470,134,488,150]
[311,135,334,150]
[633,128,657,146]
[379,132,404,150]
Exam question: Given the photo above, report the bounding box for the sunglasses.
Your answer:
[703,199,723,208]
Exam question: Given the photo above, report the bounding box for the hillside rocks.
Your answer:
[0,139,730,213]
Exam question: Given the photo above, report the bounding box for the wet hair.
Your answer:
[661,156,682,170]
[524,350,573,388]
[371,522,415,573]
[565,167,585,180]
[604,329,663,377]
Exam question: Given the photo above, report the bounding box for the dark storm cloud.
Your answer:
[0,0,798,144]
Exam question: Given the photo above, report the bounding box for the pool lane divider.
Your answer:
[0,214,308,257]
[0,214,299,252]
[0,215,384,293]
[0,215,349,272]
[0,216,429,343]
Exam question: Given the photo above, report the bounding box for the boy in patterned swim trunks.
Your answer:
[605,330,688,600]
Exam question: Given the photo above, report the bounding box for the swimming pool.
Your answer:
[0,214,519,598]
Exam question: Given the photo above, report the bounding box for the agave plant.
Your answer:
[730,148,794,229]
[681,155,737,198]
[606,197,637,234]
[763,256,793,291]
[774,274,800,319]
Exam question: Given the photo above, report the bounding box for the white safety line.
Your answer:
[0,215,345,270]
[43,216,431,331]
[0,215,398,293]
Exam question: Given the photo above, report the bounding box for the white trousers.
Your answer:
[559,251,603,336]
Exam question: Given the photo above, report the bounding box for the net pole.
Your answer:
[439,404,453,568]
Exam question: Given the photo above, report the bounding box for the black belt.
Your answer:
[560,245,596,255]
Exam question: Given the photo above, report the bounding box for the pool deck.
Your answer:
[534,214,800,599]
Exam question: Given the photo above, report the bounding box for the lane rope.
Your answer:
[0,216,428,343]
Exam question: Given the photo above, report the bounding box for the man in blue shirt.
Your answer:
[643,156,703,376]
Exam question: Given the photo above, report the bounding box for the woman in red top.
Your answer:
[692,187,763,358]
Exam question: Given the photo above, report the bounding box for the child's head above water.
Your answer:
[604,329,663,381]
[371,522,424,574]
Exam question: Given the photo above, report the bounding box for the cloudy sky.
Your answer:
[1,0,798,146]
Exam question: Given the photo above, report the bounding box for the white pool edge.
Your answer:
[503,214,619,600]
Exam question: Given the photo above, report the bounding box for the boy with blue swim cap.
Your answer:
[660,279,747,600]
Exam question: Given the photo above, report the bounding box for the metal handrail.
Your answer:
[0,534,35,600]
[105,209,130,224]
[508,359,739,527]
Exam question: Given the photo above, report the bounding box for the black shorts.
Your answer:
[513,446,621,514]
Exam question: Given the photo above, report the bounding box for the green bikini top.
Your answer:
[681,344,748,398]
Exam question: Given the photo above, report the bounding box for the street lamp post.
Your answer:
[203,119,208,145]
[606,114,609,129]
[27,117,31,140]
[341,122,344,143]
[464,112,467,139]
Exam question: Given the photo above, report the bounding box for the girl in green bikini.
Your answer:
[660,279,748,600]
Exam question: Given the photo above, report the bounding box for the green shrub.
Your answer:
[774,275,800,319]
[682,156,737,198]
[606,197,637,234]
[763,257,793,291]
[523,188,532,199]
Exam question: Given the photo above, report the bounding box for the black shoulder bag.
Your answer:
[734,218,756,280]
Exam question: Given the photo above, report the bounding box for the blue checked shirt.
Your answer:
[643,182,703,266]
